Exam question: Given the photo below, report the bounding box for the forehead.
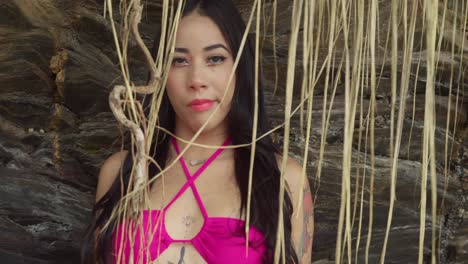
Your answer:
[175,13,229,51]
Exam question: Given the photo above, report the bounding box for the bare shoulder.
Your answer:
[275,154,314,262]
[274,154,306,193]
[95,150,129,202]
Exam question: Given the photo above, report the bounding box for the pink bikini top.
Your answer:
[113,138,266,263]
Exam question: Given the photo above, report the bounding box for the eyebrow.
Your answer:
[174,44,229,53]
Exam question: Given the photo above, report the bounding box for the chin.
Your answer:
[187,120,213,134]
[191,119,227,135]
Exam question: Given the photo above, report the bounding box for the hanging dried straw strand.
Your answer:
[351,2,385,261]
[317,0,339,213]
[439,0,456,227]
[309,0,325,193]
[448,0,467,184]
[145,0,173,151]
[245,0,262,256]
[435,0,451,261]
[274,0,304,262]
[272,0,279,96]
[440,0,467,259]
[418,0,438,263]
[336,0,357,262]
[299,0,309,136]
[379,0,399,262]
[389,0,398,161]
[381,0,419,262]
[364,34,376,264]
[349,0,365,235]
[449,0,468,176]
[297,0,313,212]
[355,39,370,263]
[146,2,186,261]
[327,0,341,263]
[295,0,318,218]
[406,20,425,163]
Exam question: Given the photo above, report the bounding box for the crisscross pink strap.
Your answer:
[163,137,231,217]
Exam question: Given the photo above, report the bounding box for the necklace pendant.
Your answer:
[188,159,206,166]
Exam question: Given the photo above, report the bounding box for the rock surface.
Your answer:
[0,0,466,263]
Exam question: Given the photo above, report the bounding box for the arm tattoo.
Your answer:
[298,183,314,263]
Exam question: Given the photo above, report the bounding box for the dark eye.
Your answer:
[172,57,188,66]
[207,56,226,65]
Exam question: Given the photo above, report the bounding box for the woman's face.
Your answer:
[166,12,236,135]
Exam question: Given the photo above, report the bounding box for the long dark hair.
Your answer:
[81,0,298,263]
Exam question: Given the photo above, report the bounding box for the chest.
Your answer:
[115,158,265,263]
[142,158,243,262]
[148,158,241,218]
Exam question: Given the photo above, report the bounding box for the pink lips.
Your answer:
[188,99,215,112]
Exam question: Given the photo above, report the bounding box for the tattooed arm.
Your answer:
[284,157,314,263]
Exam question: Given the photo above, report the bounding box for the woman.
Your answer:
[83,0,313,263]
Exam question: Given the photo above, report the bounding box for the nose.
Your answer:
[188,63,207,91]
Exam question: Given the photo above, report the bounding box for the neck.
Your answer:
[172,124,231,161]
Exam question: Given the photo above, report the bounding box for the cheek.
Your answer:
[217,66,236,97]
[228,80,236,100]
[219,79,236,110]
[166,73,183,100]
[166,71,177,91]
